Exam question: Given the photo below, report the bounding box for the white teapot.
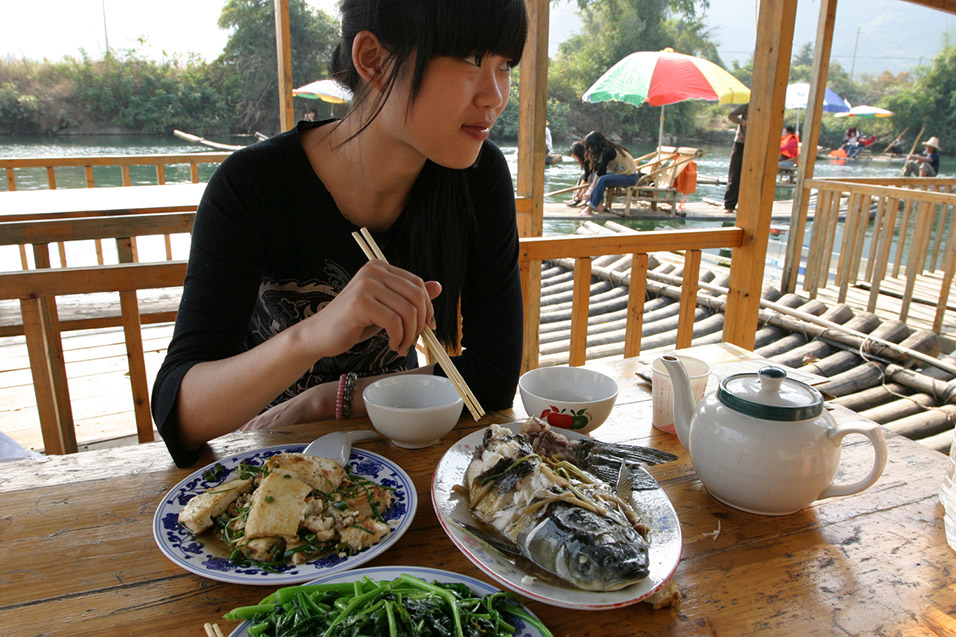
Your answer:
[662,355,888,516]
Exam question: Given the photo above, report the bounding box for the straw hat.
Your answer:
[923,136,942,150]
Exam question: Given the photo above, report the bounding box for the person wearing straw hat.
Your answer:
[151,0,528,468]
[903,136,942,176]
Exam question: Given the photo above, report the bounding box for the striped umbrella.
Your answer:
[834,105,894,118]
[292,79,353,104]
[582,49,750,152]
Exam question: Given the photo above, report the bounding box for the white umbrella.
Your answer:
[785,82,850,136]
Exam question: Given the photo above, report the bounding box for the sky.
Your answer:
[1,0,954,79]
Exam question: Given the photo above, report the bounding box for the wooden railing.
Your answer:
[0,213,193,454]
[519,227,745,369]
[1,153,224,268]
[793,177,956,333]
[1,152,230,191]
[0,208,745,454]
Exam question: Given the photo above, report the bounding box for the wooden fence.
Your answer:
[795,177,956,333]
[1,152,230,191]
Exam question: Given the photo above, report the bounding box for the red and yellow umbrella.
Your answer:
[583,48,749,150]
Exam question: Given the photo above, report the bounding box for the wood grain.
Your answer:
[0,350,951,635]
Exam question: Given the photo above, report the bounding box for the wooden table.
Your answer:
[0,182,206,222]
[2,343,954,635]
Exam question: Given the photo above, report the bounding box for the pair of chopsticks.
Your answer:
[351,227,485,421]
[203,623,224,637]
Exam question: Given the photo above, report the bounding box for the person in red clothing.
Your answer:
[779,125,800,167]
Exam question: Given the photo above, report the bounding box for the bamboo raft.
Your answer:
[538,221,956,454]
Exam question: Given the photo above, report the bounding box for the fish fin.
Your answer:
[574,439,675,486]
[452,519,522,557]
[615,462,634,499]
[590,461,660,489]
[578,439,677,466]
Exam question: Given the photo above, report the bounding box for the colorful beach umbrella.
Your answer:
[834,105,894,118]
[292,79,353,104]
[582,49,750,153]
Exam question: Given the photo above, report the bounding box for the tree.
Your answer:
[547,0,721,143]
[217,0,338,133]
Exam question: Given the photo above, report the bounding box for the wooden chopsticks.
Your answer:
[203,623,224,637]
[351,227,485,421]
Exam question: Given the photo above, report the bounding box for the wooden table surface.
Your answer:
[0,182,206,222]
[2,343,955,636]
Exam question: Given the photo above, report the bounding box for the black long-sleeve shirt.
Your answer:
[151,122,523,467]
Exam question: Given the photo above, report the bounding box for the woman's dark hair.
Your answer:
[329,0,528,350]
[784,125,795,134]
[569,141,586,162]
[569,140,591,178]
[583,131,628,166]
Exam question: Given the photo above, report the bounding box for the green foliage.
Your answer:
[217,0,338,133]
[0,0,952,155]
[883,33,956,145]
[548,0,720,143]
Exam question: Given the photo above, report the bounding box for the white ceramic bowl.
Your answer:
[363,375,464,448]
[518,366,619,435]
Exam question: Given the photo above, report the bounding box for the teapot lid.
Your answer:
[718,366,824,421]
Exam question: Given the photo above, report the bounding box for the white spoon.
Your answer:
[303,430,377,466]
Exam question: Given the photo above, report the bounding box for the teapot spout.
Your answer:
[661,355,694,449]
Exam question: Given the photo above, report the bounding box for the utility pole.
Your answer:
[849,27,860,78]
[101,0,110,55]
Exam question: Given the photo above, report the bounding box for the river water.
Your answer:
[1,134,943,278]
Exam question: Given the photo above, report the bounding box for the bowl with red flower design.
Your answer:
[518,366,618,435]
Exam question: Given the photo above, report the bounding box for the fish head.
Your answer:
[524,504,650,591]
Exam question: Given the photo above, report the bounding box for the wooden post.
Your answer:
[723,0,797,349]
[274,0,295,132]
[517,0,550,371]
[781,0,837,293]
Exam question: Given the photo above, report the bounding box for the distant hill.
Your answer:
[550,0,956,77]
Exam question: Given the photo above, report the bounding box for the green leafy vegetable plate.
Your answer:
[228,565,549,637]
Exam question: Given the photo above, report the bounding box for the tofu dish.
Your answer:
[178,453,394,568]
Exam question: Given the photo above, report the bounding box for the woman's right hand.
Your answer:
[304,260,442,358]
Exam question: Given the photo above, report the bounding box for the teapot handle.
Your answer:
[818,421,888,500]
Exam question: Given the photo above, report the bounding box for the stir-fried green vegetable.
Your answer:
[223,574,553,637]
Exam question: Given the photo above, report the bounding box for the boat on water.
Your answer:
[173,129,267,152]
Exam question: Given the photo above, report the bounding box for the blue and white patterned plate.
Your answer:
[228,566,548,637]
[153,443,417,586]
[432,423,682,610]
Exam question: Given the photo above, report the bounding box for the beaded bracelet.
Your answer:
[342,372,358,419]
[334,373,348,420]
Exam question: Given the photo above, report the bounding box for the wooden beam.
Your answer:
[723,0,797,349]
[517,0,549,372]
[781,0,837,293]
[516,0,549,239]
[274,0,294,132]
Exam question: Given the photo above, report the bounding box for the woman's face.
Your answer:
[381,52,513,169]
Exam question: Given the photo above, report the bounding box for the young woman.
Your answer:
[151,0,528,467]
[581,131,637,215]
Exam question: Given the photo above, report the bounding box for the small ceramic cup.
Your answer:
[651,354,711,434]
[363,375,463,448]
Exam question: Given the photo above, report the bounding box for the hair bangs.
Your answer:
[426,1,528,66]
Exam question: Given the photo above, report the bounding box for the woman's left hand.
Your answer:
[240,380,338,431]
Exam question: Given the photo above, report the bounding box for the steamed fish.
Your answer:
[464,419,673,591]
